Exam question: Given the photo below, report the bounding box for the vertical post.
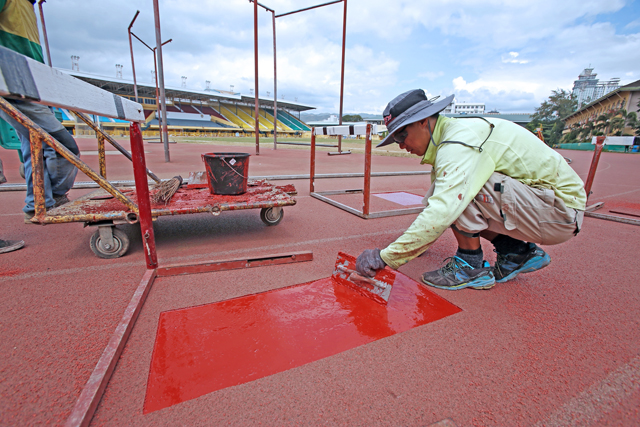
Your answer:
[128,11,140,102]
[363,123,371,217]
[37,1,52,67]
[253,0,260,155]
[97,134,107,178]
[584,136,606,199]
[310,128,316,193]
[129,122,157,269]
[152,49,162,147]
[29,130,46,222]
[272,11,278,150]
[152,0,170,162]
[337,0,347,153]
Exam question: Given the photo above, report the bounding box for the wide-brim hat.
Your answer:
[377,89,454,148]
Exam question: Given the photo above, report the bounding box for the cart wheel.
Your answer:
[90,227,130,259]
[260,207,283,226]
[19,164,25,179]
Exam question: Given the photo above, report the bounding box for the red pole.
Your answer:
[128,10,140,102]
[129,122,157,269]
[37,0,52,67]
[337,0,347,153]
[584,136,606,200]
[363,123,371,216]
[253,0,260,155]
[310,128,316,193]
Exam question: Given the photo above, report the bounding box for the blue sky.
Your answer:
[39,0,640,114]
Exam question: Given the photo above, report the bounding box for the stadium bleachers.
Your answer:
[199,106,229,122]
[176,104,199,114]
[165,105,181,113]
[265,108,309,131]
[219,104,253,129]
[262,108,293,132]
[236,105,272,130]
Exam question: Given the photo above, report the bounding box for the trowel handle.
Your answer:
[336,265,386,290]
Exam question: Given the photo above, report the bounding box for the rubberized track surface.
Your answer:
[1,140,639,426]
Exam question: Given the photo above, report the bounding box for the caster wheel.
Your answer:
[90,227,130,258]
[260,207,283,226]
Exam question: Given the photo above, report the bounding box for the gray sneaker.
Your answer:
[421,256,496,290]
[0,239,24,254]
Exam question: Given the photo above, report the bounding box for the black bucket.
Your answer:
[201,152,250,195]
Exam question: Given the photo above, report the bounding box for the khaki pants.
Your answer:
[427,172,583,245]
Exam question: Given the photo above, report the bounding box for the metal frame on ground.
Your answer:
[309,124,429,219]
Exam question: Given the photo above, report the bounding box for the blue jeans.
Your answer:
[0,100,78,212]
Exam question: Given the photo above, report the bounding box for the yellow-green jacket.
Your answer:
[380,116,586,269]
[0,0,43,62]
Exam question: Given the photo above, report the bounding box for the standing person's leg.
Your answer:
[0,101,78,215]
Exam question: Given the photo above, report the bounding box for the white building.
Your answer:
[572,68,620,109]
[442,99,485,115]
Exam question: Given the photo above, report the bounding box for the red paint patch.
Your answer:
[143,271,461,413]
[0,269,24,277]
[458,193,462,200]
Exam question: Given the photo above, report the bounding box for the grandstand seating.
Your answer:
[240,105,274,130]
[262,108,293,132]
[199,106,229,122]
[165,105,181,113]
[235,105,270,131]
[219,104,253,129]
[266,109,309,131]
[176,104,199,114]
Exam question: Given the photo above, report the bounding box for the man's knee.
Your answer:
[49,129,80,156]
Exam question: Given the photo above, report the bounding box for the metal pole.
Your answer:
[37,0,52,67]
[129,122,157,269]
[128,10,140,102]
[338,0,347,153]
[310,128,316,192]
[253,0,260,155]
[275,0,342,17]
[584,136,605,199]
[363,123,372,216]
[152,0,170,162]
[272,11,277,150]
[153,49,161,145]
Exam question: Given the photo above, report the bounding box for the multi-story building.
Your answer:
[442,99,485,115]
[572,68,620,109]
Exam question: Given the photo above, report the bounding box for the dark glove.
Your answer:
[355,248,386,278]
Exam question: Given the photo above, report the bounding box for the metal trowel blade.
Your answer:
[332,251,396,304]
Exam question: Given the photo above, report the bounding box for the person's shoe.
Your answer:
[0,239,24,254]
[494,243,551,283]
[421,257,495,290]
[24,211,35,224]
[53,194,70,208]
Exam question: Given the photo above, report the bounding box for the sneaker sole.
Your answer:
[422,275,496,290]
[496,253,551,283]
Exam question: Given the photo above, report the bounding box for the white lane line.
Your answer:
[534,355,640,427]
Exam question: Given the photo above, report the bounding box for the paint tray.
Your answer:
[332,251,395,304]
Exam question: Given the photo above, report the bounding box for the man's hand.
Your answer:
[355,249,386,278]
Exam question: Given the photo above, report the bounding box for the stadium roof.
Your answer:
[60,69,316,112]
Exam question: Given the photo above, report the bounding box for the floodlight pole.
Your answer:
[128,10,140,102]
[338,0,347,153]
[253,0,260,155]
[153,0,170,162]
[37,0,52,67]
[132,34,171,149]
[272,10,278,150]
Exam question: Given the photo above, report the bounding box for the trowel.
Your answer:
[332,252,396,304]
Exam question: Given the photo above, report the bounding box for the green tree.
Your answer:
[532,89,577,146]
[342,114,363,122]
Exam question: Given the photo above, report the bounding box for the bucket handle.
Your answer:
[221,157,248,180]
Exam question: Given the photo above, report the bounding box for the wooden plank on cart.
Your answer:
[0,46,144,122]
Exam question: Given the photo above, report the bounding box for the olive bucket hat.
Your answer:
[377,89,454,147]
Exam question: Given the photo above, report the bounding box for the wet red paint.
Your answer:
[143,271,461,413]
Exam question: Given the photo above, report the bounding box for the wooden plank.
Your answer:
[156,251,313,277]
[65,269,157,427]
[0,46,144,122]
